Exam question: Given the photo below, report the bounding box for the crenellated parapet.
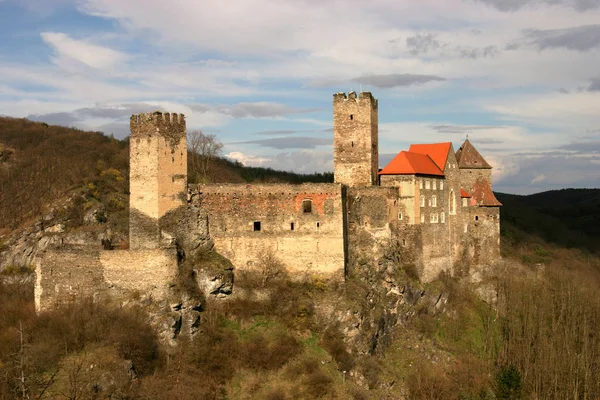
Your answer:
[130,111,186,146]
[333,91,378,108]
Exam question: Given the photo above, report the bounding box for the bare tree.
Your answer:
[188,131,223,183]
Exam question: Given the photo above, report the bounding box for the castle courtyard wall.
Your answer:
[194,183,345,279]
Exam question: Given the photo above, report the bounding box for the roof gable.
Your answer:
[408,142,452,172]
[471,178,502,207]
[379,151,444,176]
[456,139,492,169]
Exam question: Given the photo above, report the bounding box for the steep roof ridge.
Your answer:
[456,139,492,169]
[408,142,452,172]
[378,150,444,176]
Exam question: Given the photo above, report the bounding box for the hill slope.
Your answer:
[496,189,600,252]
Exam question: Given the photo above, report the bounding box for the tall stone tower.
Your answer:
[333,91,378,186]
[129,112,187,250]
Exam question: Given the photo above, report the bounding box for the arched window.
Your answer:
[440,212,445,223]
[420,195,425,207]
[419,180,423,189]
[440,181,444,190]
[433,180,437,190]
[449,190,456,215]
[432,195,437,207]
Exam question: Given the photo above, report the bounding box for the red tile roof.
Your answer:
[408,142,452,172]
[460,189,471,198]
[471,178,502,207]
[456,139,492,169]
[378,151,444,176]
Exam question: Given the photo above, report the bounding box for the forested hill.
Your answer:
[0,117,332,232]
[496,189,600,253]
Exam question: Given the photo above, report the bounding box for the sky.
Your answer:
[0,0,599,194]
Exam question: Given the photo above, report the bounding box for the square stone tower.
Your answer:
[129,112,187,249]
[333,91,378,187]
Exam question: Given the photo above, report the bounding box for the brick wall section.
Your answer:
[333,92,378,187]
[194,183,345,278]
[129,112,187,250]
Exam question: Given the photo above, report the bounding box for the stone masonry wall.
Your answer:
[194,183,345,279]
[333,92,378,187]
[36,248,178,312]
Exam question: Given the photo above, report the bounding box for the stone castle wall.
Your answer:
[36,248,178,312]
[194,183,346,279]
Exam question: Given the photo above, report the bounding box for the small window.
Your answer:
[351,141,354,147]
[420,195,425,207]
[432,195,437,207]
[398,213,403,220]
[302,199,312,213]
[440,181,444,190]
[253,221,261,231]
[475,216,479,221]
[463,198,468,207]
[421,214,425,223]
[433,181,437,190]
[290,222,294,231]
[441,212,445,223]
[316,222,320,228]
[428,199,431,207]
[425,180,431,190]
[419,180,423,189]
[349,114,353,120]
[402,239,407,246]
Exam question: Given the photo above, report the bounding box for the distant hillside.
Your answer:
[0,117,332,233]
[496,189,600,253]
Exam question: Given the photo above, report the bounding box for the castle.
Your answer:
[35,91,501,311]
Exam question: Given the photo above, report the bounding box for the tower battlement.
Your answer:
[130,111,186,140]
[333,91,378,107]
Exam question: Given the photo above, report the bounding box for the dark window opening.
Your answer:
[475,216,479,221]
[350,114,354,120]
[290,222,294,231]
[302,199,312,213]
[316,222,320,228]
[402,239,407,246]
[253,221,261,231]
[351,141,354,147]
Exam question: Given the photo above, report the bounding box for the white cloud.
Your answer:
[225,152,273,166]
[41,32,129,70]
[531,174,547,184]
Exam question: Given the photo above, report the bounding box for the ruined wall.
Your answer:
[35,250,104,311]
[194,183,345,279]
[130,112,187,250]
[333,92,378,187]
[345,186,419,276]
[36,248,178,312]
